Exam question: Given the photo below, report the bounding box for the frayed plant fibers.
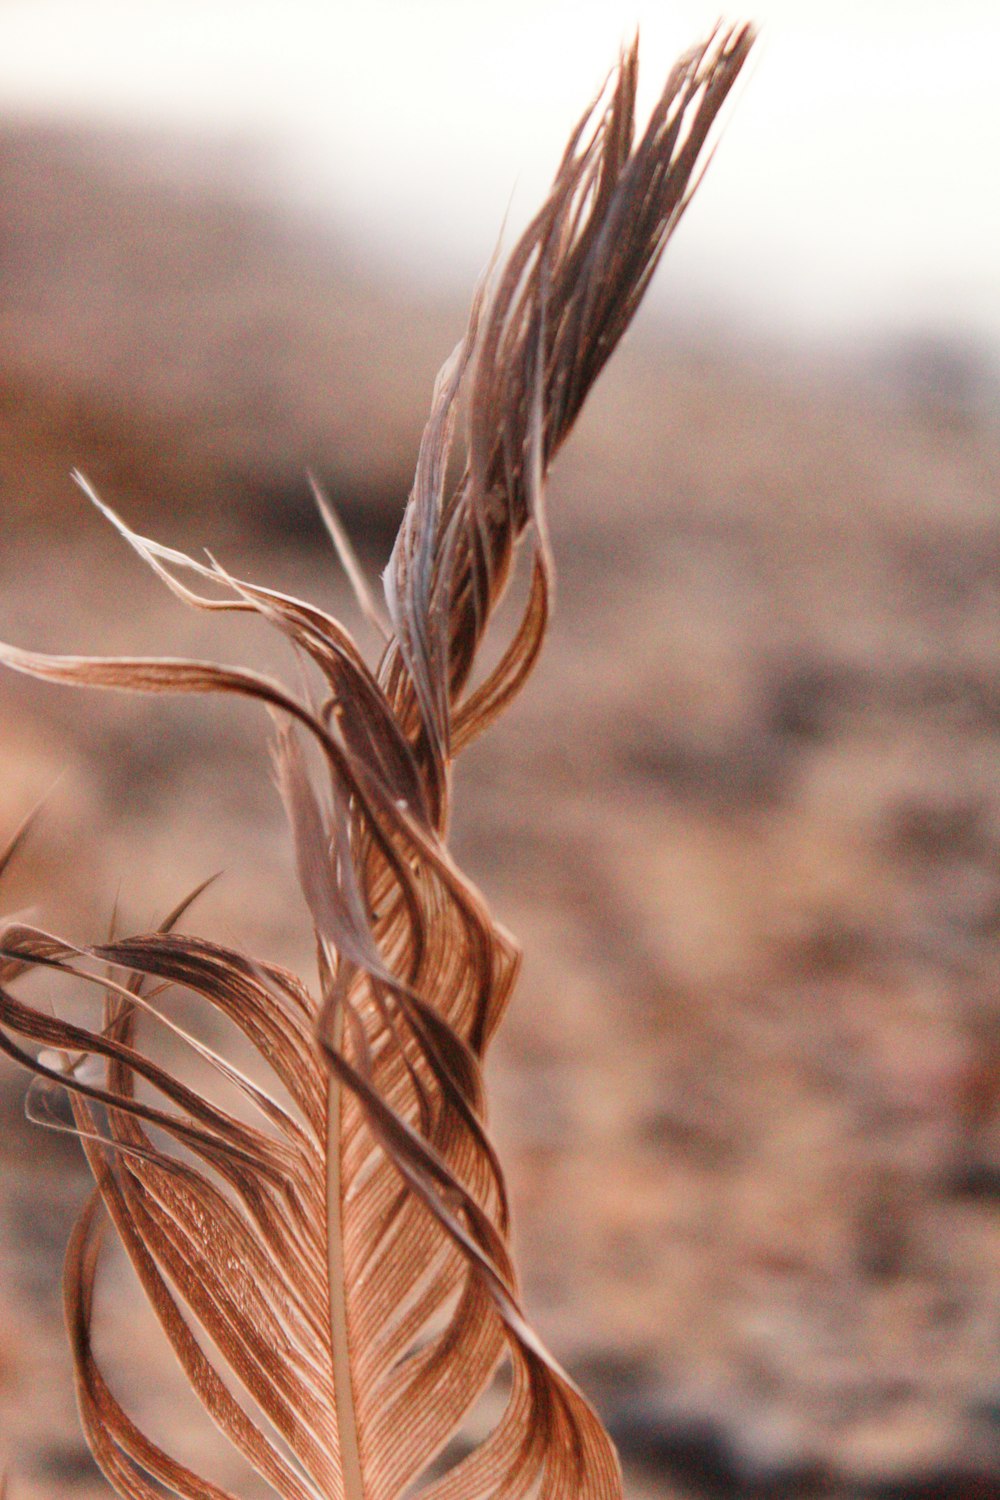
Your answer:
[0,25,753,1500]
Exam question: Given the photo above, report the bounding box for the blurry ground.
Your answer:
[1,127,999,1500]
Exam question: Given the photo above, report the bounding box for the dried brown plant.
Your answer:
[0,25,753,1500]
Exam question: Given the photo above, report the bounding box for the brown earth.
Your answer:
[1,126,999,1500]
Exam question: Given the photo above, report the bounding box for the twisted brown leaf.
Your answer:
[0,26,753,1500]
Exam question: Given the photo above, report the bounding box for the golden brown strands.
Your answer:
[0,25,753,1500]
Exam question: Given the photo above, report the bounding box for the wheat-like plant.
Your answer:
[0,26,753,1500]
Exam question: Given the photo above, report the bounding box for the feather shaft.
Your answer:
[327,1043,364,1500]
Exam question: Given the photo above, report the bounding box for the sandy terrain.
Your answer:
[1,126,998,1499]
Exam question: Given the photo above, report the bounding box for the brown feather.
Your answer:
[0,26,753,1500]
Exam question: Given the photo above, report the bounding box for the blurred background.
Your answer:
[1,3,999,1497]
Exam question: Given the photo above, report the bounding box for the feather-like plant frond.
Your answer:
[0,26,753,1500]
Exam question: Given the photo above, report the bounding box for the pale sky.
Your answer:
[1,0,998,354]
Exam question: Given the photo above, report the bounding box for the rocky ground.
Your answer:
[1,126,999,1499]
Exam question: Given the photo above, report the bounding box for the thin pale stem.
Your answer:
[326,1007,364,1500]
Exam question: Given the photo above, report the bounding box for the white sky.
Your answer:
[1,0,998,354]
